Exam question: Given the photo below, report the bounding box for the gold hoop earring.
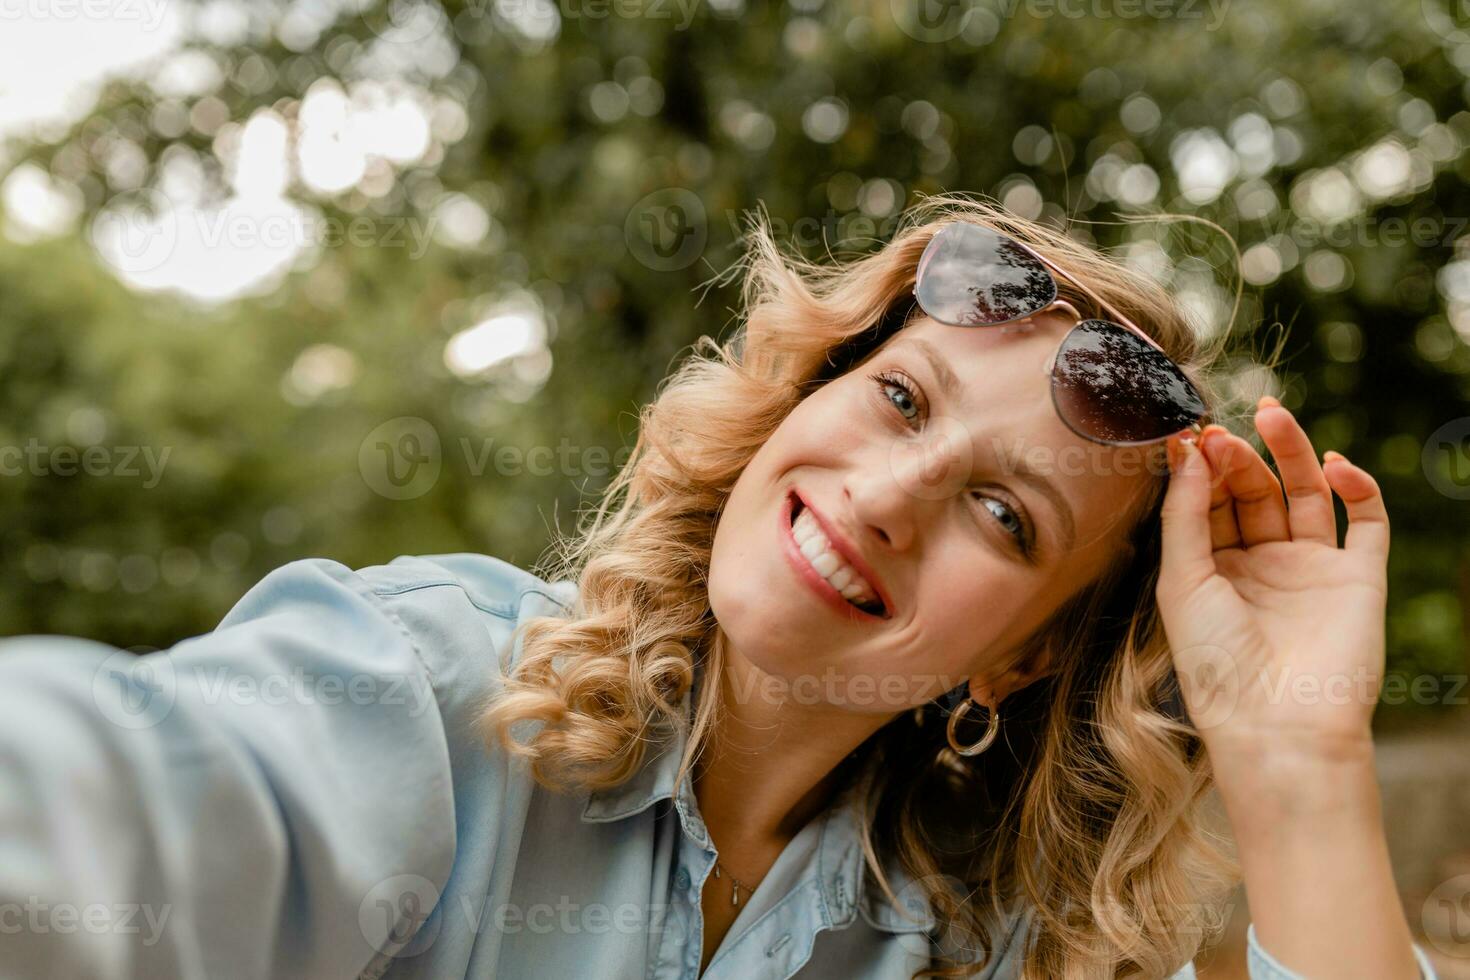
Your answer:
[946,696,1001,756]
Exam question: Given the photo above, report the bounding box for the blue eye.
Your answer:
[869,367,1037,561]
[977,494,1025,542]
[870,370,921,424]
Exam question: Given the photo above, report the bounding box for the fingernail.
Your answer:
[1168,434,1196,472]
[1323,450,1347,463]
[1257,395,1282,409]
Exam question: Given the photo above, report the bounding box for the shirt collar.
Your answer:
[579,668,937,935]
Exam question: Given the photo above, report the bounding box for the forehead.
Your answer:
[883,312,1075,411]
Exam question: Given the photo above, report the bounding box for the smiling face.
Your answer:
[706,310,1166,714]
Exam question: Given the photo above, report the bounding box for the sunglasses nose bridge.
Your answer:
[1047,297,1084,325]
[1024,299,1084,377]
[999,297,1084,337]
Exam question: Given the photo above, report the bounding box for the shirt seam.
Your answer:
[366,577,573,620]
[333,570,448,685]
[306,561,461,967]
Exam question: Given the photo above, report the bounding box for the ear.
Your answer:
[977,647,1056,706]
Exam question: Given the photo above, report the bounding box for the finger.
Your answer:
[1202,428,1291,546]
[1159,432,1216,595]
[1198,425,1242,550]
[1323,450,1391,559]
[1254,396,1338,546]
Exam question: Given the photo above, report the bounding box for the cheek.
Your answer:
[706,487,762,623]
[907,554,1038,670]
[704,385,862,604]
[703,446,809,666]
[776,380,870,454]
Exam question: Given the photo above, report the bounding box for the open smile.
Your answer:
[779,489,892,621]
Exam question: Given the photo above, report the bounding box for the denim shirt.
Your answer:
[0,553,1438,980]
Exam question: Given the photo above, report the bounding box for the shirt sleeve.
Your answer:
[0,557,458,980]
[1245,923,1440,980]
[1164,924,1441,979]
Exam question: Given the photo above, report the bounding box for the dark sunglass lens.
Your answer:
[1051,320,1206,445]
[916,223,1056,326]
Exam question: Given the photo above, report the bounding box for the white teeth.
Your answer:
[791,506,879,609]
[799,534,824,560]
[793,513,819,545]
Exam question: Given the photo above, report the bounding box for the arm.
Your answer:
[0,558,457,979]
[1211,736,1425,979]
[1177,922,1439,980]
[1155,399,1434,979]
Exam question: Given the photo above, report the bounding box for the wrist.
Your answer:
[1204,727,1379,813]
[1202,722,1376,774]
[1209,740,1388,852]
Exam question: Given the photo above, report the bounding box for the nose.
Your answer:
[843,475,912,552]
[843,443,953,553]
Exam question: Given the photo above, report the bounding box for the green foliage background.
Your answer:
[1,0,1467,721]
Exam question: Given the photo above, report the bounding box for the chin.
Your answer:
[709,578,818,671]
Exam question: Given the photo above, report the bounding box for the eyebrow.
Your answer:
[897,335,965,406]
[893,336,1078,557]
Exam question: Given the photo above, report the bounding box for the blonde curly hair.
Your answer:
[481,192,1275,978]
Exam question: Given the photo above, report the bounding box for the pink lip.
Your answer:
[778,488,893,623]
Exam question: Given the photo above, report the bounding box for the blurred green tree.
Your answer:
[0,0,1465,719]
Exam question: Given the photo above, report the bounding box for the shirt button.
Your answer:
[675,867,691,890]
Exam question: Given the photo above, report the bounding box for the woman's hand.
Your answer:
[1155,395,1424,980]
[1155,394,1390,759]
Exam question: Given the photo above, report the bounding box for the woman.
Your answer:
[0,196,1438,980]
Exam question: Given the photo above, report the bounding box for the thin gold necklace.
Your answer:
[712,860,760,906]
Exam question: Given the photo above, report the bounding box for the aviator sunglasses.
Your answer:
[913,221,1208,446]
